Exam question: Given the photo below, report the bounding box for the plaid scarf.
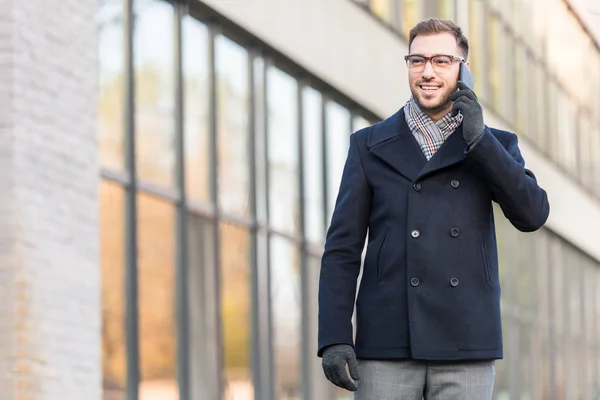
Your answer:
[404,96,463,160]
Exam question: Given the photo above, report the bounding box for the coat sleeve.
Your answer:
[467,128,550,232]
[317,133,371,357]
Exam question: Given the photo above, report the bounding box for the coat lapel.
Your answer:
[368,107,468,182]
[415,123,468,181]
[367,108,426,182]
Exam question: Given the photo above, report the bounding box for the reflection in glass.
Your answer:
[220,222,254,400]
[437,0,455,19]
[550,238,564,333]
[352,115,371,132]
[557,93,578,174]
[533,64,548,153]
[100,180,126,400]
[578,116,592,187]
[134,0,176,187]
[253,56,268,224]
[137,192,178,400]
[302,87,324,243]
[267,66,300,234]
[370,0,392,24]
[182,16,211,202]
[270,236,302,399]
[216,35,251,217]
[325,101,351,224]
[402,0,422,38]
[487,15,502,114]
[514,44,528,135]
[98,0,125,171]
[518,321,533,399]
[503,32,515,121]
[468,0,486,99]
[593,127,600,197]
[187,215,220,399]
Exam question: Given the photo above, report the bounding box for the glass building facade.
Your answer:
[98,0,600,399]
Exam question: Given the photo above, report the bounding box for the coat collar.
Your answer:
[367,107,468,182]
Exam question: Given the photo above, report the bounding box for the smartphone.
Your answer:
[458,62,475,91]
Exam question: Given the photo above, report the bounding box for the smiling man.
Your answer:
[317,19,550,399]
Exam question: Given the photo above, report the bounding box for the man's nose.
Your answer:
[421,61,436,79]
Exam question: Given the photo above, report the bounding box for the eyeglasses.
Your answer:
[404,54,465,72]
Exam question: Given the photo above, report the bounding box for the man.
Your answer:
[318,18,549,399]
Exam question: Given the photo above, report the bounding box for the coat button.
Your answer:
[413,183,421,191]
[450,278,459,287]
[411,230,420,238]
[451,180,460,188]
[410,277,420,287]
[450,228,460,237]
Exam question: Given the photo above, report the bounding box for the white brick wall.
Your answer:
[0,0,101,398]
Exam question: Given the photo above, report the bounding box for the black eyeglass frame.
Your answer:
[404,54,466,67]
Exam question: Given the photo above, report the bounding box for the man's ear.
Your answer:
[465,61,470,69]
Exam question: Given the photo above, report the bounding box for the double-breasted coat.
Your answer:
[317,107,550,361]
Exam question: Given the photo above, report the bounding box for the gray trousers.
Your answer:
[354,359,495,400]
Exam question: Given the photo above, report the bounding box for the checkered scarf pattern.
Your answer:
[404,96,463,160]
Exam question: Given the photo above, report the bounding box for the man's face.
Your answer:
[408,33,467,118]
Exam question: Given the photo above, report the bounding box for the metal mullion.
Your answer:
[174,2,190,400]
[123,0,140,398]
[208,19,225,398]
[263,57,275,400]
[297,79,311,400]
[321,95,329,232]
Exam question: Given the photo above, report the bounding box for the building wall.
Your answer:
[0,0,101,398]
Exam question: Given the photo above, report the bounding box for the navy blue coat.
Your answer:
[317,107,549,361]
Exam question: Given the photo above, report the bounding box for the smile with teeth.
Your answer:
[420,85,440,91]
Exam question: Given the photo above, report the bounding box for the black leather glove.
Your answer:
[450,81,485,146]
[322,344,360,391]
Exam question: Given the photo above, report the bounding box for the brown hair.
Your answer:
[408,18,469,59]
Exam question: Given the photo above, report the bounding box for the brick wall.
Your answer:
[0,0,101,398]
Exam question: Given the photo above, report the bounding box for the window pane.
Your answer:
[593,126,600,197]
[267,66,300,234]
[253,56,268,224]
[137,192,178,400]
[302,87,324,243]
[437,0,455,19]
[488,15,502,113]
[370,0,392,24]
[325,101,351,224]
[100,180,126,400]
[469,0,487,99]
[187,215,220,400]
[220,222,254,400]
[579,114,592,187]
[533,64,548,153]
[352,115,371,132]
[98,0,125,171]
[402,0,422,39]
[216,35,251,217]
[134,0,176,187]
[546,80,559,161]
[182,16,211,203]
[550,238,564,333]
[556,92,578,174]
[270,236,301,399]
[514,44,528,136]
